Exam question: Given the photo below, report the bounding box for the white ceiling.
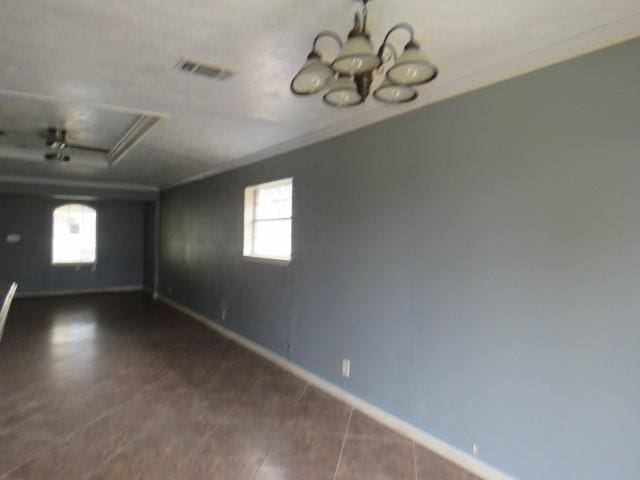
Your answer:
[1,0,639,190]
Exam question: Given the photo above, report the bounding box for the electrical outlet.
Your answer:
[342,358,351,378]
[6,233,21,244]
[472,443,480,456]
[168,285,173,294]
[220,298,229,320]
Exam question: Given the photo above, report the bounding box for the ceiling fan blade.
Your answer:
[67,142,110,154]
[0,144,110,168]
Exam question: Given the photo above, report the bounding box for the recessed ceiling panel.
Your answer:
[0,90,164,171]
[0,93,138,147]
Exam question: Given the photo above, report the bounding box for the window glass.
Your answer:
[52,204,97,264]
[244,178,292,262]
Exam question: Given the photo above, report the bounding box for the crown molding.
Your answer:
[0,174,158,193]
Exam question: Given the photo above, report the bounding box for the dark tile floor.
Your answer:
[0,293,481,480]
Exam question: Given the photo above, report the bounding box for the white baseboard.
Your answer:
[16,285,143,298]
[141,287,156,296]
[158,294,515,480]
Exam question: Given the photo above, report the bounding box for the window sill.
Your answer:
[51,263,96,268]
[242,255,291,267]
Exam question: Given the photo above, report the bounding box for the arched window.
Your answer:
[52,204,97,264]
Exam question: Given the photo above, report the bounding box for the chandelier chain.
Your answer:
[362,4,368,31]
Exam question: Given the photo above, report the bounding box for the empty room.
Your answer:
[1,1,639,479]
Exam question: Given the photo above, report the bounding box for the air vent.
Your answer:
[177,58,235,80]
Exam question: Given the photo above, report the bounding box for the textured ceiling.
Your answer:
[0,0,639,189]
[0,94,139,147]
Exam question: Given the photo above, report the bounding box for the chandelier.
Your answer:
[290,0,438,107]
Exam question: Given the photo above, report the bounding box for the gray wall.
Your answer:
[159,38,640,480]
[0,195,145,294]
[143,201,157,292]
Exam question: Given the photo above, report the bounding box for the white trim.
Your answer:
[242,255,291,267]
[0,87,168,120]
[0,282,18,342]
[158,294,516,480]
[0,174,158,193]
[107,115,165,167]
[142,287,159,300]
[16,285,143,299]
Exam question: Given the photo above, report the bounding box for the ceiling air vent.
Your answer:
[177,58,235,80]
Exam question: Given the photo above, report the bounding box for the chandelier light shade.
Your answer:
[373,79,417,104]
[323,75,363,107]
[332,32,381,75]
[291,52,335,95]
[386,41,438,86]
[290,0,438,107]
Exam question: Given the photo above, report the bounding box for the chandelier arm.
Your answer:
[378,23,415,57]
[312,30,344,51]
[382,43,398,63]
[376,43,397,73]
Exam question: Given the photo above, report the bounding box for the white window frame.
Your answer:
[51,203,97,266]
[243,177,293,265]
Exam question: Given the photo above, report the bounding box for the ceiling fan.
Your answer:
[42,127,109,163]
[0,127,111,168]
[43,128,71,162]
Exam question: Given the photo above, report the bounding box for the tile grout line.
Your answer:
[248,383,311,480]
[90,341,246,477]
[2,392,138,479]
[294,384,310,408]
[0,297,224,479]
[332,406,354,480]
[82,343,246,478]
[413,440,418,480]
[172,411,229,471]
[0,324,229,479]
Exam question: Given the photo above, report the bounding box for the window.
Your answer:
[244,178,292,263]
[52,204,97,265]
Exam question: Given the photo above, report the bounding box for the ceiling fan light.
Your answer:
[373,79,417,104]
[291,52,335,95]
[331,34,381,75]
[323,75,363,107]
[387,42,438,86]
